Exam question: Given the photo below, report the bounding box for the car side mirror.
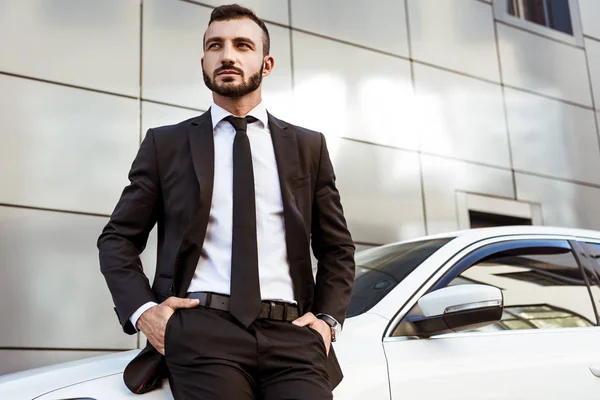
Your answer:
[407,284,503,338]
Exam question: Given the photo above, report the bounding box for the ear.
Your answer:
[262,55,274,77]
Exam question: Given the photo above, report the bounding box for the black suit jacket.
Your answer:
[97,110,355,394]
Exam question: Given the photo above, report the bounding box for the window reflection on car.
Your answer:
[449,245,597,332]
[476,304,593,332]
[347,238,454,317]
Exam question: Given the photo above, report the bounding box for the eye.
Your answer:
[208,43,220,49]
[238,43,251,49]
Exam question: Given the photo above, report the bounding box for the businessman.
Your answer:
[98,4,355,399]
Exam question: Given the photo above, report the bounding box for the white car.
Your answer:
[3,226,600,399]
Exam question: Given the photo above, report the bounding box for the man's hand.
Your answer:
[136,297,199,355]
[292,312,331,355]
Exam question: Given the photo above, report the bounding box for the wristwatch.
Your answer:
[316,314,341,342]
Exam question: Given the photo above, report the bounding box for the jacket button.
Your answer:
[169,284,174,295]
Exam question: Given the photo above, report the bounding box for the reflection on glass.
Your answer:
[474,304,594,332]
[509,305,571,319]
[582,243,600,287]
[448,276,480,286]
[502,319,535,330]
[476,323,506,332]
[451,243,597,331]
[529,315,592,329]
[501,311,514,320]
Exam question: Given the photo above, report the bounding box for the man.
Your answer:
[98,4,355,399]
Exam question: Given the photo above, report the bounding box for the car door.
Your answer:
[383,238,600,400]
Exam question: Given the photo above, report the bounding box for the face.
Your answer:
[202,18,273,98]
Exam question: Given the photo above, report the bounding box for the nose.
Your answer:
[220,42,235,65]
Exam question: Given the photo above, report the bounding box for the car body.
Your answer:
[2,225,600,399]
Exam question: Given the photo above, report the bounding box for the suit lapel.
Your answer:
[268,113,298,207]
[269,113,309,310]
[175,110,214,296]
[188,110,215,214]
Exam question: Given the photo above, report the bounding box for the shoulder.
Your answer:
[150,111,209,139]
[268,114,323,143]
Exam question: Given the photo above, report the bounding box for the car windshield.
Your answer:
[346,237,454,317]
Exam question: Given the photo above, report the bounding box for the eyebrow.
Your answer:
[205,36,256,47]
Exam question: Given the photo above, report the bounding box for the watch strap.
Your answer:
[316,314,339,342]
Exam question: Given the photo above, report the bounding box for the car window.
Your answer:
[580,243,600,286]
[447,243,597,331]
[346,237,454,318]
[578,242,600,313]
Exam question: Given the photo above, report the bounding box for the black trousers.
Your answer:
[164,307,332,400]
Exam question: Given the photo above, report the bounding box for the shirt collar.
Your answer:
[210,101,268,130]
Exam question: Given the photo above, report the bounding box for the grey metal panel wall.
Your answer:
[141,101,202,136]
[407,0,501,82]
[505,88,600,185]
[0,0,140,96]
[579,0,600,40]
[290,0,409,57]
[0,206,137,350]
[260,24,295,121]
[421,155,515,234]
[200,0,289,25]
[0,75,139,215]
[291,30,417,151]
[142,0,211,108]
[586,38,600,108]
[331,139,425,245]
[414,63,510,168]
[516,173,600,228]
[497,23,593,107]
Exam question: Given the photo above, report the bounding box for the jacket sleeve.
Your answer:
[311,133,356,326]
[97,129,160,334]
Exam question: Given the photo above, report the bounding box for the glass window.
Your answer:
[493,0,584,47]
[346,238,454,318]
[579,243,600,317]
[581,243,600,287]
[469,210,532,229]
[508,0,573,35]
[449,244,596,331]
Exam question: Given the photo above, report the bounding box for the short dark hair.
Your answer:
[207,4,270,56]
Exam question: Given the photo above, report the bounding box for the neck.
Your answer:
[213,89,262,117]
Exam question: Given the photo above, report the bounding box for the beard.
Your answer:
[203,64,264,98]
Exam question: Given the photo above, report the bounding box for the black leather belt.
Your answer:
[186,292,299,322]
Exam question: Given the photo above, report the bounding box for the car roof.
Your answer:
[442,225,600,240]
[368,225,600,250]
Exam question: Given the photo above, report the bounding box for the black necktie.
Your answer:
[224,115,262,327]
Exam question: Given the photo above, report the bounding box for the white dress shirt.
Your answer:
[130,102,295,329]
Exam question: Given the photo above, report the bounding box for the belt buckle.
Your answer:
[270,302,288,321]
[268,302,277,320]
[282,303,289,321]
